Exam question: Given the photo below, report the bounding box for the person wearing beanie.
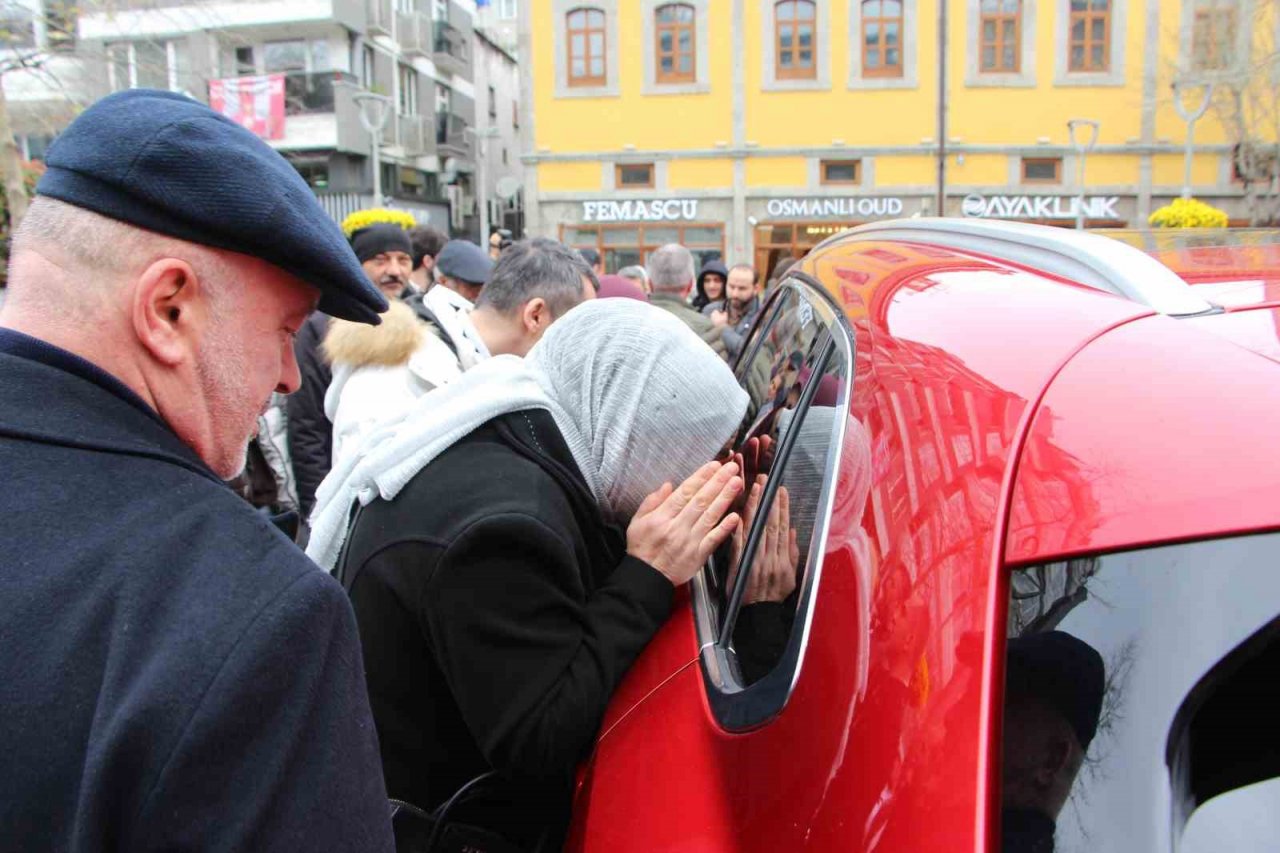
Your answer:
[350,222,415,300]
[0,90,393,850]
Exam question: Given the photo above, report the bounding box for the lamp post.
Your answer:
[464,125,501,244]
[1172,80,1214,199]
[1067,118,1100,230]
[352,91,392,206]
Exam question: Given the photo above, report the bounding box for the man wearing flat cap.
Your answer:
[423,238,494,367]
[288,221,416,525]
[0,90,394,851]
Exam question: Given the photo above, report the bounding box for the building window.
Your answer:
[107,41,179,92]
[398,64,418,115]
[820,159,861,184]
[488,84,497,117]
[0,5,34,50]
[513,100,519,128]
[567,7,607,87]
[362,44,376,87]
[616,162,655,189]
[861,0,903,77]
[432,0,448,21]
[1068,0,1111,73]
[234,46,256,75]
[1191,1,1236,71]
[1022,157,1062,184]
[264,40,308,73]
[980,0,1021,73]
[562,223,725,274]
[655,3,696,83]
[776,0,817,80]
[435,82,451,115]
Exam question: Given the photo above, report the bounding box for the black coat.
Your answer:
[0,329,393,852]
[287,311,332,518]
[337,409,674,847]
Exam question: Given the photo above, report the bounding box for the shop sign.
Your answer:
[961,194,1120,220]
[765,197,905,219]
[582,199,700,222]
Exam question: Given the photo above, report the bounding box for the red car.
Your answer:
[566,220,1280,852]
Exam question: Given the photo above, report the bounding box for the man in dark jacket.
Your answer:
[0,90,394,851]
[704,263,763,363]
[691,257,727,311]
[645,242,728,358]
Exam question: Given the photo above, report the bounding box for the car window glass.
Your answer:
[708,281,850,687]
[1001,533,1280,853]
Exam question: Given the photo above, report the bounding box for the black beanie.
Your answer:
[350,223,413,263]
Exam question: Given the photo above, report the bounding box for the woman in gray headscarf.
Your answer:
[308,299,751,850]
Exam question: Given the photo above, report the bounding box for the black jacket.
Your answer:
[702,294,762,362]
[288,311,332,518]
[0,329,393,852]
[338,409,674,846]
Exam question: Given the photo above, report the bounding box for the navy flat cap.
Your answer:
[436,240,493,286]
[36,89,387,324]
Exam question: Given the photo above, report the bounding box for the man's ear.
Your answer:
[522,296,550,333]
[131,258,205,367]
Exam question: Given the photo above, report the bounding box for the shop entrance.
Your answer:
[753,221,861,285]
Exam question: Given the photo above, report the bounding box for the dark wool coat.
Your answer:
[337,409,674,848]
[287,310,332,518]
[0,329,393,853]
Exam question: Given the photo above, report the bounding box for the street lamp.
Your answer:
[352,91,393,206]
[1067,118,1100,230]
[1172,80,1214,199]
[464,125,501,244]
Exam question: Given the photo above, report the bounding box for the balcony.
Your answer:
[433,21,468,77]
[282,71,357,116]
[436,110,469,155]
[368,0,392,36]
[397,113,431,156]
[398,11,432,57]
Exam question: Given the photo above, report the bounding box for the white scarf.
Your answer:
[307,299,749,572]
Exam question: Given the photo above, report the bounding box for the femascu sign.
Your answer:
[765,197,905,218]
[962,194,1121,220]
[582,199,700,222]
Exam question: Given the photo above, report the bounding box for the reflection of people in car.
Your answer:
[1002,631,1106,853]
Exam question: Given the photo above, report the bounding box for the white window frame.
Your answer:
[641,0,711,95]
[847,0,918,90]
[1054,0,1127,87]
[553,0,620,98]
[398,63,419,116]
[965,0,1036,88]
[107,41,178,93]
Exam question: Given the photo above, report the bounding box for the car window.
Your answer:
[696,277,855,727]
[1001,532,1280,853]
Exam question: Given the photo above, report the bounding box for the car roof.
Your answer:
[801,223,1280,568]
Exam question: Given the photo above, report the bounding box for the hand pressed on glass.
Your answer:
[727,477,800,605]
[627,461,743,586]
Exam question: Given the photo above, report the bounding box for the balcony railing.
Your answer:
[282,71,357,116]
[397,113,430,155]
[398,11,432,56]
[433,21,468,69]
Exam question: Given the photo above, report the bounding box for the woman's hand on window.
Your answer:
[727,480,800,605]
[627,461,743,587]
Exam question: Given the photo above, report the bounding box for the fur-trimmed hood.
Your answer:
[322,299,424,369]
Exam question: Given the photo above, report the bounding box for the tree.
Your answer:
[1179,0,1280,225]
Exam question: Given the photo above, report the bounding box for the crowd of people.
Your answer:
[0,88,801,852]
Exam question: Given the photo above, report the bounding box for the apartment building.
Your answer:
[0,0,523,237]
[521,0,1275,278]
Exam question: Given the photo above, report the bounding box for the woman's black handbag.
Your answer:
[388,772,527,853]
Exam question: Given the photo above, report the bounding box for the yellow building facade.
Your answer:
[518,0,1270,277]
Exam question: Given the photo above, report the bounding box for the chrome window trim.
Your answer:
[695,274,856,731]
[828,217,1217,317]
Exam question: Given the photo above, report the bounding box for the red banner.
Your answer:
[208,74,286,141]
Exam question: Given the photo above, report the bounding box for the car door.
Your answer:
[568,276,865,851]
